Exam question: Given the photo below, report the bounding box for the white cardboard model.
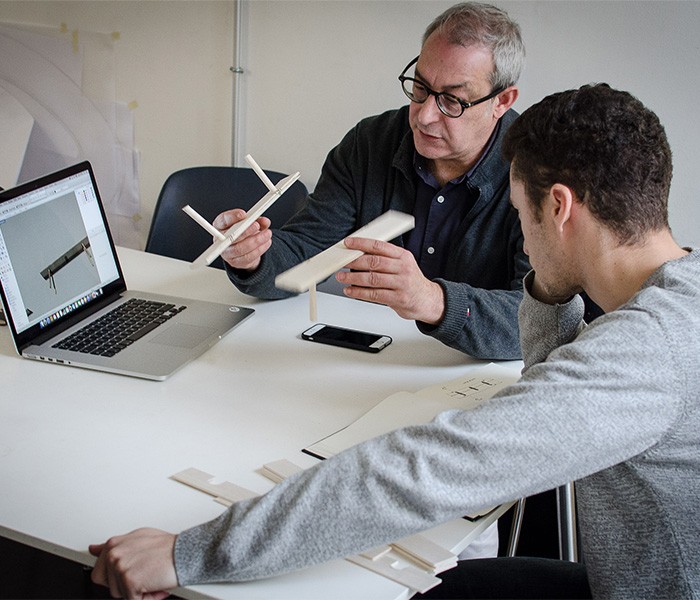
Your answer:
[182,154,301,268]
[274,210,415,294]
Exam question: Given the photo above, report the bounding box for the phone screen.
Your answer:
[301,324,392,353]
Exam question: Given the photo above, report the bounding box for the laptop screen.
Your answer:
[0,162,125,348]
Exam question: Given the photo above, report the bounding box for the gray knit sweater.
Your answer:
[225,106,530,360]
[176,250,700,599]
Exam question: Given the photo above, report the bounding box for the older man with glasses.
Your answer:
[211,2,528,562]
[216,1,530,363]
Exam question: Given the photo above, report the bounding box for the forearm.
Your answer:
[174,418,516,585]
[418,280,524,360]
[417,212,531,360]
[518,271,586,371]
[224,252,295,300]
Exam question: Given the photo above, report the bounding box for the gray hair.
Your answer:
[423,2,525,90]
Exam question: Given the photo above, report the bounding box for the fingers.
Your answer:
[211,210,273,270]
[91,536,125,598]
[89,528,178,600]
[338,266,395,291]
[220,228,272,270]
[336,239,445,322]
[338,252,410,307]
[341,239,414,289]
[212,210,272,236]
[343,236,403,258]
[89,543,105,557]
[212,209,246,231]
[343,238,406,278]
[89,544,110,593]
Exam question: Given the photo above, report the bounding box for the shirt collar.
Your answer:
[413,121,500,188]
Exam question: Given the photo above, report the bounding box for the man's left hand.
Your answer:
[338,237,445,325]
[89,528,178,600]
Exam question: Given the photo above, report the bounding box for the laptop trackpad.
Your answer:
[150,324,216,348]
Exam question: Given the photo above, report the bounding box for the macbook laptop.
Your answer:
[0,161,254,380]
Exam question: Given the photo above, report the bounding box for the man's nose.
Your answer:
[416,94,443,122]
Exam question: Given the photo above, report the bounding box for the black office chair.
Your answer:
[145,166,308,269]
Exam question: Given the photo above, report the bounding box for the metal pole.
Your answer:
[506,497,526,557]
[230,0,244,166]
[556,482,578,562]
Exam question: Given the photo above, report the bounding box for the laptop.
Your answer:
[0,161,254,380]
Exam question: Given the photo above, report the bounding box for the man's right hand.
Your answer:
[213,209,273,271]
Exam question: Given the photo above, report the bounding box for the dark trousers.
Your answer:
[416,557,592,600]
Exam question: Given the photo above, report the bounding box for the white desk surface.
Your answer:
[0,247,521,600]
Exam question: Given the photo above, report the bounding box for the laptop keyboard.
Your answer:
[53,298,187,357]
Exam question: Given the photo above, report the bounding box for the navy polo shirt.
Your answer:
[404,131,497,281]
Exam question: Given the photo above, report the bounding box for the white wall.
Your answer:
[244,0,700,247]
[0,0,234,246]
[1,1,698,248]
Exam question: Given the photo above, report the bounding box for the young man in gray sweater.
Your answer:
[89,84,699,599]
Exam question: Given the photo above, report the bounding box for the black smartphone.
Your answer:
[301,323,392,353]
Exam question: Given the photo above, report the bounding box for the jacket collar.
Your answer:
[393,107,519,201]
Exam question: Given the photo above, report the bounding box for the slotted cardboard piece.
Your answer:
[346,553,441,594]
[170,468,257,507]
[391,534,458,573]
[359,545,392,561]
[260,459,305,483]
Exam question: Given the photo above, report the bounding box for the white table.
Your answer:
[0,248,520,599]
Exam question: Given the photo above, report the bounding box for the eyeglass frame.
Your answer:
[398,56,505,118]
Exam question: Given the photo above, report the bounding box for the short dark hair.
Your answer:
[502,83,673,244]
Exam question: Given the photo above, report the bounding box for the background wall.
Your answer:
[1,0,698,248]
[0,0,234,244]
[245,0,700,248]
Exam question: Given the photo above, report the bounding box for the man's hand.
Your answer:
[338,237,445,325]
[89,528,178,600]
[213,209,273,271]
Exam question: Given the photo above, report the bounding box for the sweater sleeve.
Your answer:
[416,212,530,361]
[518,270,586,370]
[418,280,524,360]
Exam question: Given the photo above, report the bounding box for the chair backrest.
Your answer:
[145,166,308,269]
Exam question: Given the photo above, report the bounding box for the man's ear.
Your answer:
[548,183,575,234]
[493,86,519,118]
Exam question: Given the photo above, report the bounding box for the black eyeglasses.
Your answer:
[398,56,504,119]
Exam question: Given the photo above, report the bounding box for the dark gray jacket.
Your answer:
[227,106,530,359]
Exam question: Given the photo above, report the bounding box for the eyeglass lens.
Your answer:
[402,79,464,117]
